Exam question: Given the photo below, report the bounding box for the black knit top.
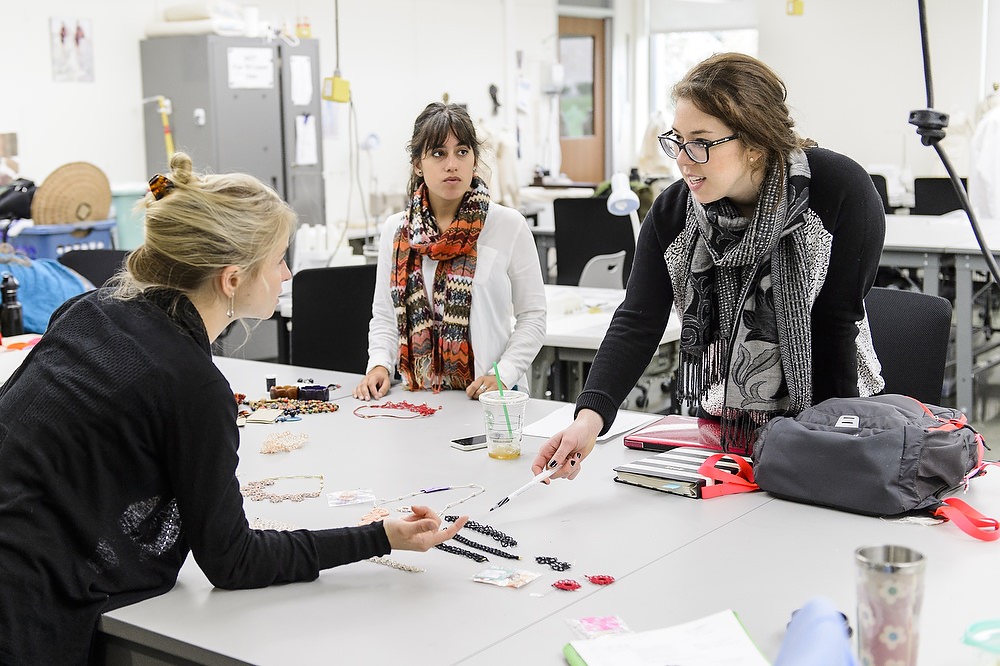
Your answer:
[576,147,887,434]
[0,288,390,664]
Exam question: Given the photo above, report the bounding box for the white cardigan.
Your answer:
[365,202,547,392]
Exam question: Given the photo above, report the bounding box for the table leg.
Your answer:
[954,254,974,414]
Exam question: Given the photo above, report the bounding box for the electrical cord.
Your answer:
[909,0,1000,287]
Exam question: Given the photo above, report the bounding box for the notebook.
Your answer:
[563,608,769,666]
[613,446,749,499]
[622,414,724,452]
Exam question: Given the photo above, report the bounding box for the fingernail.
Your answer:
[575,452,582,459]
[547,459,559,468]
[569,460,576,466]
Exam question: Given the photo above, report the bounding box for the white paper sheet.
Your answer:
[289,55,313,106]
[295,114,318,165]
[523,404,658,442]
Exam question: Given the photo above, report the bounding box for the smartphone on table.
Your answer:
[450,434,488,451]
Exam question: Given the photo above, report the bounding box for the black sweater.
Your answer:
[0,289,390,664]
[577,147,886,434]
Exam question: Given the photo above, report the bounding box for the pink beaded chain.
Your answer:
[353,400,442,419]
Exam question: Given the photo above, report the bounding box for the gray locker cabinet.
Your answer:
[140,35,325,228]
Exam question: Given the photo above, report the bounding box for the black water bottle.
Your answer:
[0,272,24,337]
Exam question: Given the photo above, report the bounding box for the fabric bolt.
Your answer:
[368,199,546,393]
[576,147,886,437]
[0,288,390,664]
[391,177,488,391]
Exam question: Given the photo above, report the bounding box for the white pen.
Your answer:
[489,465,560,511]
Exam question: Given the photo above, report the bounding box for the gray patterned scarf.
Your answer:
[665,149,832,452]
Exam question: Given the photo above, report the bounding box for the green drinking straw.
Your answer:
[493,362,514,437]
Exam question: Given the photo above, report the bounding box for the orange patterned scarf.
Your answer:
[390,177,489,391]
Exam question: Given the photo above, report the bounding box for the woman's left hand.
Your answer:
[466,374,504,399]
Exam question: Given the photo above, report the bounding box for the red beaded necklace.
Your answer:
[353,400,442,419]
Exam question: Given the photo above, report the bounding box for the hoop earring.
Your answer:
[227,293,235,319]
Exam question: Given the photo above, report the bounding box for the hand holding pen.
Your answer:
[489,464,562,511]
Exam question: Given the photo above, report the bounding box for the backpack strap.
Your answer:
[933,497,1000,542]
[697,453,759,499]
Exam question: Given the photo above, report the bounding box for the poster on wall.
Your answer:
[50,18,95,82]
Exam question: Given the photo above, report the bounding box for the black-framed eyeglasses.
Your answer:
[657,132,739,164]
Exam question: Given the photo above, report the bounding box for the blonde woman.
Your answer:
[0,152,465,663]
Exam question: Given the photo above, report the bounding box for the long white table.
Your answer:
[533,285,680,407]
[80,357,1000,666]
[882,212,1000,414]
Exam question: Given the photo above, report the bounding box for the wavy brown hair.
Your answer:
[672,52,816,175]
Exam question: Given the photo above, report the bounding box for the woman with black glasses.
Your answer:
[532,52,886,480]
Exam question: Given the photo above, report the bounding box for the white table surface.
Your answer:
[4,351,995,664]
[882,212,1000,414]
[96,357,770,665]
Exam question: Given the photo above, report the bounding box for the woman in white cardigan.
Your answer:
[354,103,545,400]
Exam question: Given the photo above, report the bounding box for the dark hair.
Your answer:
[405,103,482,198]
[113,151,295,299]
[671,52,816,173]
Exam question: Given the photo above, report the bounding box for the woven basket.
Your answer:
[30,161,112,225]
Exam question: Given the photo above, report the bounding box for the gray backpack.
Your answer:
[751,394,998,541]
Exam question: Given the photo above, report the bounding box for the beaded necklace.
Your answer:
[248,397,340,414]
[353,400,442,419]
[240,475,325,502]
[372,484,484,518]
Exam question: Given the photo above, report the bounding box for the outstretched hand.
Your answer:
[383,505,468,552]
[354,366,391,401]
[529,408,604,482]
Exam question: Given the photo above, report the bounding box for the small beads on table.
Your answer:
[452,534,520,560]
[536,556,571,571]
[240,476,324,503]
[445,516,518,548]
[248,397,340,414]
[435,542,488,563]
[585,574,616,585]
[552,579,581,591]
[353,400,442,419]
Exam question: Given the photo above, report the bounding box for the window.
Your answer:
[649,30,758,116]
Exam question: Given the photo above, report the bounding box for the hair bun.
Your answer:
[168,152,194,185]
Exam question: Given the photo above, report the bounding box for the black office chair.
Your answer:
[869,174,893,213]
[911,177,968,216]
[865,286,952,404]
[291,263,377,373]
[553,197,635,287]
[57,249,130,288]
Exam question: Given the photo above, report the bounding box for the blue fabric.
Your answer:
[775,597,857,666]
[3,259,89,333]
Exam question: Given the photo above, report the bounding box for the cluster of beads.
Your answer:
[585,574,616,585]
[551,575,615,591]
[435,543,488,563]
[353,400,442,419]
[445,516,517,548]
[249,517,298,531]
[240,475,325,503]
[368,556,424,573]
[260,431,309,454]
[452,534,520,560]
[536,556,571,571]
[358,507,391,525]
[249,397,339,414]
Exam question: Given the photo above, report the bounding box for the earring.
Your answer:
[417,170,423,177]
[227,293,235,319]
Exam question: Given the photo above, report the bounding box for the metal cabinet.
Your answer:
[139,35,325,229]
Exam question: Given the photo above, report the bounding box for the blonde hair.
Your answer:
[112,152,295,300]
